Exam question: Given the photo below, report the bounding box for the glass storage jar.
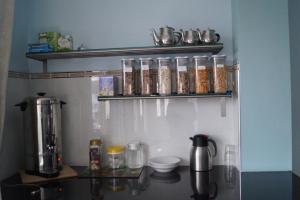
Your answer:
[193,56,210,94]
[106,145,125,169]
[136,58,153,95]
[157,57,172,95]
[212,55,227,93]
[126,141,144,169]
[175,56,189,94]
[122,58,135,96]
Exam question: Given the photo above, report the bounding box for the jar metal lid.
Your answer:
[192,55,209,58]
[211,54,226,58]
[121,58,135,61]
[157,57,171,60]
[127,141,141,150]
[107,145,125,154]
[174,56,189,59]
[139,58,153,61]
[90,139,101,146]
[26,97,61,105]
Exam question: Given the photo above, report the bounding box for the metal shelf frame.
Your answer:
[97,91,232,101]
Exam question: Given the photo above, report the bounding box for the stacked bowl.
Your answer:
[149,156,181,173]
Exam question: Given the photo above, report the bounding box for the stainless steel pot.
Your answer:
[16,92,66,177]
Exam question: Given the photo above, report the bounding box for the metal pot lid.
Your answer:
[25,93,61,105]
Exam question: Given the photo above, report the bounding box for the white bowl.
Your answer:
[149,156,181,173]
[149,166,177,173]
[149,156,181,167]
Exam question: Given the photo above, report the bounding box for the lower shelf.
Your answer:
[97,91,232,101]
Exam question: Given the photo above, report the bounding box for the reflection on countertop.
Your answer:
[1,165,240,200]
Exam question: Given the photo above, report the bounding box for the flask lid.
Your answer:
[190,134,208,147]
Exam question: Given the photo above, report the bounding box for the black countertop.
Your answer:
[2,165,300,200]
[1,165,239,200]
[241,171,300,200]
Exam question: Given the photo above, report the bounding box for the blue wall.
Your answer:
[9,0,29,72]
[26,0,233,72]
[234,0,292,171]
[289,0,300,176]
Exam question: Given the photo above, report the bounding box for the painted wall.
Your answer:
[289,0,300,177]
[27,0,234,72]
[233,0,292,171]
[9,0,29,72]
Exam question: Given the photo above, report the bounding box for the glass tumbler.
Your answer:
[126,141,144,169]
[224,144,237,186]
[224,144,236,168]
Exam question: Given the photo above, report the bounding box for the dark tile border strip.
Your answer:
[8,71,30,79]
[8,70,122,79]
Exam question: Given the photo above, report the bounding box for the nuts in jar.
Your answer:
[212,55,227,93]
[122,58,135,96]
[138,58,153,95]
[193,56,210,94]
[157,57,172,95]
[175,56,189,94]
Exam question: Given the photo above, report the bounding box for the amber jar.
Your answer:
[89,139,102,171]
[136,58,153,95]
[192,56,210,94]
[122,58,135,96]
[175,56,189,94]
[212,55,227,93]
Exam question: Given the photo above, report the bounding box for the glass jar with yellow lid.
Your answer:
[106,145,125,169]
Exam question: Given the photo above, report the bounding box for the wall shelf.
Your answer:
[97,91,232,101]
[26,44,223,72]
[26,44,223,62]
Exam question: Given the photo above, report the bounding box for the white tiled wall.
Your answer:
[29,77,240,169]
[0,78,29,181]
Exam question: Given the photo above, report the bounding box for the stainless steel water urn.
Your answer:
[16,92,65,177]
[189,134,217,171]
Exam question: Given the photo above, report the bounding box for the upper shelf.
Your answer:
[26,44,224,61]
